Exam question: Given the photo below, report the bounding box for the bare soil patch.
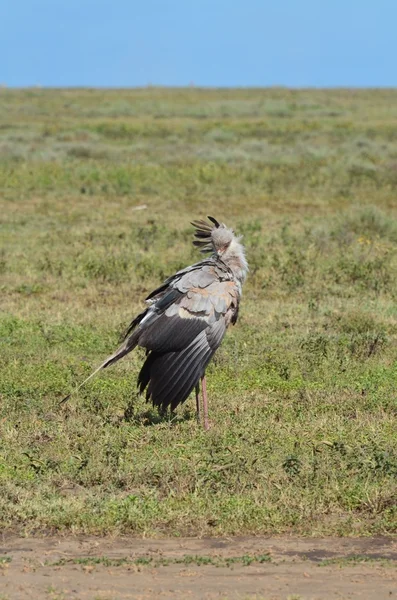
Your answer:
[1,536,396,599]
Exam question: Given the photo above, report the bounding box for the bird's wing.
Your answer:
[138,322,224,411]
[138,292,238,412]
[135,265,240,411]
[135,266,239,354]
[144,259,233,302]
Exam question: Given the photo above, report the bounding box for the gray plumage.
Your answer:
[63,217,248,425]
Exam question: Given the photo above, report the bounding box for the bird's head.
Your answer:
[191,216,234,255]
[191,216,248,281]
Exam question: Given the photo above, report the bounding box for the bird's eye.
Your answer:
[219,242,231,253]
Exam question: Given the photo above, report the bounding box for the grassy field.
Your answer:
[0,88,396,536]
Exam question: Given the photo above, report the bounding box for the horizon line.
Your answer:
[2,84,397,91]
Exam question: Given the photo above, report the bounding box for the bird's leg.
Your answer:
[201,374,209,431]
[195,383,201,424]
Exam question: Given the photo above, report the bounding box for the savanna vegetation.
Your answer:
[0,88,396,536]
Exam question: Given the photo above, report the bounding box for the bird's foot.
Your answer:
[204,419,214,431]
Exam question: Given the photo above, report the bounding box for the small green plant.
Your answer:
[282,456,302,477]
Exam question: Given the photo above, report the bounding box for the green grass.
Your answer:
[0,88,396,536]
[318,555,395,568]
[49,553,271,568]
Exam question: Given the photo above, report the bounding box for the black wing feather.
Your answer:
[139,313,208,353]
[151,335,209,407]
[137,318,227,412]
[141,333,205,400]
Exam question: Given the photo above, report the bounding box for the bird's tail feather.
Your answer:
[60,337,138,404]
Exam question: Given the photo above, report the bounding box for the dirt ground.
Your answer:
[0,535,396,600]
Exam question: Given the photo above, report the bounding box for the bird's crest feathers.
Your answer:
[191,216,235,254]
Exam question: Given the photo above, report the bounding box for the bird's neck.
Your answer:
[217,239,248,284]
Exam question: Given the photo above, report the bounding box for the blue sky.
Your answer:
[1,0,396,87]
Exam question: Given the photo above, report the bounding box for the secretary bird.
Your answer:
[62,216,248,429]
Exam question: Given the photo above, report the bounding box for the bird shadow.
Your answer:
[123,401,193,427]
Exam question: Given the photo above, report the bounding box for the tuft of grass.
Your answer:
[1,88,397,537]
